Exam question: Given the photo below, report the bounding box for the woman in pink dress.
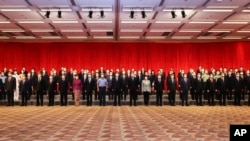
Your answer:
[72,75,82,106]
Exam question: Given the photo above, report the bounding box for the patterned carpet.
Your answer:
[0,106,249,141]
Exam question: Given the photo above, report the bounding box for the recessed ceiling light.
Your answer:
[155,21,181,24]
[145,36,166,39]
[179,30,202,32]
[0,8,31,11]
[17,20,44,23]
[121,20,147,24]
[67,36,87,39]
[31,29,54,32]
[93,36,113,39]
[2,29,24,32]
[120,36,140,39]
[242,9,250,12]
[208,30,231,32]
[203,9,233,12]
[52,20,78,23]
[60,29,83,32]
[91,29,113,32]
[0,21,10,23]
[189,21,215,24]
[206,6,239,9]
[150,29,172,32]
[15,36,36,39]
[237,30,250,33]
[223,21,248,24]
[87,20,112,23]
[120,29,143,32]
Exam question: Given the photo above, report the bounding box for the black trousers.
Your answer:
[108,88,113,100]
[130,89,137,106]
[36,91,44,106]
[208,91,215,105]
[156,90,163,106]
[86,90,92,106]
[27,90,32,100]
[121,87,128,100]
[143,92,150,106]
[6,90,14,106]
[218,91,227,105]
[234,91,241,105]
[195,91,202,106]
[181,91,189,106]
[114,90,121,106]
[228,89,233,100]
[60,91,67,106]
[99,87,106,106]
[21,91,28,106]
[82,89,86,100]
[169,91,176,105]
[48,90,55,106]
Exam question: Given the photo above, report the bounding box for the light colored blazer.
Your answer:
[141,79,151,92]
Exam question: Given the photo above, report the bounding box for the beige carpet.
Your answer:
[0,106,249,141]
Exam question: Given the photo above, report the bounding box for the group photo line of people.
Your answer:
[0,66,250,107]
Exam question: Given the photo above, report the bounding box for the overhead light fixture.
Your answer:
[100,10,105,18]
[87,20,112,23]
[197,36,218,39]
[121,20,147,24]
[52,20,78,23]
[2,29,24,32]
[120,36,140,39]
[237,30,250,33]
[58,8,62,18]
[0,21,10,23]
[93,36,113,39]
[189,21,215,24]
[172,36,193,39]
[45,10,50,18]
[31,29,54,32]
[130,10,135,19]
[155,21,181,24]
[88,10,93,18]
[141,9,146,19]
[145,36,166,39]
[171,9,177,18]
[203,9,233,12]
[222,21,248,24]
[121,29,143,32]
[61,29,83,32]
[181,9,186,18]
[208,30,231,32]
[0,8,31,11]
[67,36,87,39]
[179,30,201,32]
[223,36,243,39]
[41,36,61,39]
[18,20,44,23]
[15,36,36,39]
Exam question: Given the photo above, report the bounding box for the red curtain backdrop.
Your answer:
[0,41,250,72]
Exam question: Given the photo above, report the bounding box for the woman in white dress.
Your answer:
[12,70,20,101]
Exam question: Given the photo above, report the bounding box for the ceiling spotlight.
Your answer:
[171,10,176,18]
[141,10,146,19]
[58,8,62,18]
[100,10,105,18]
[45,10,50,18]
[88,10,93,18]
[181,9,186,18]
[130,10,134,19]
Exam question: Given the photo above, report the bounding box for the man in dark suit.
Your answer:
[121,71,128,100]
[128,73,138,106]
[84,73,95,106]
[112,72,122,106]
[107,72,114,100]
[245,70,250,106]
[20,75,31,106]
[194,73,203,106]
[0,76,4,101]
[66,68,74,100]
[154,75,164,106]
[167,74,177,106]
[233,72,244,106]
[59,75,68,106]
[48,75,57,106]
[206,74,216,106]
[5,72,16,106]
[227,71,234,100]
[180,73,190,106]
[216,73,228,106]
[36,73,46,106]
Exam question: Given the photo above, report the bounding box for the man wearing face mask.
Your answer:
[128,73,138,106]
[112,72,122,106]
[233,72,243,106]
[167,73,177,106]
[5,72,16,106]
[141,75,151,106]
[216,73,228,106]
[154,75,164,106]
[84,73,95,106]
[180,73,190,106]
[97,73,108,106]
[206,74,216,106]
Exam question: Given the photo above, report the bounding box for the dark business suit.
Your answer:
[167,77,177,106]
[155,78,164,106]
[5,77,16,106]
[36,77,46,106]
[48,78,57,106]
[84,77,95,106]
[206,79,216,106]
[216,77,228,106]
[80,73,87,100]
[112,77,122,106]
[245,75,250,106]
[194,78,203,106]
[227,75,234,100]
[121,75,128,100]
[128,77,138,106]
[0,79,4,100]
[233,77,243,106]
[59,77,68,106]
[180,78,190,106]
[20,78,31,106]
